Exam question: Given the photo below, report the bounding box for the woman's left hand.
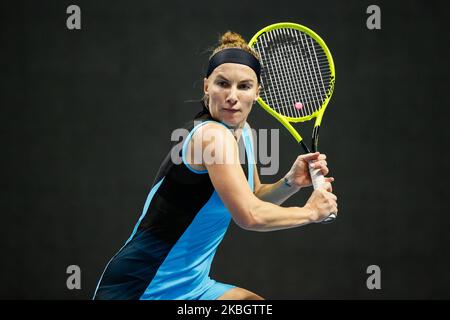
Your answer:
[284,152,334,188]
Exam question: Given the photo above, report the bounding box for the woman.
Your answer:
[94,31,338,300]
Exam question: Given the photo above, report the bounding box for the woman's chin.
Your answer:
[221,118,241,128]
[223,113,244,125]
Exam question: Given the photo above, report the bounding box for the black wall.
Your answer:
[1,0,450,299]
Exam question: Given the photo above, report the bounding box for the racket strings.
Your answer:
[267,30,299,118]
[283,29,327,116]
[290,28,330,115]
[256,33,298,117]
[258,33,294,117]
[253,28,332,118]
[297,30,326,115]
[280,29,310,118]
[255,36,284,116]
[283,28,317,118]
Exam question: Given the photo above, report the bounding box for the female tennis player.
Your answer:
[93,31,337,300]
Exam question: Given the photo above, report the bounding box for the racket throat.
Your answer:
[299,126,320,154]
[300,140,310,154]
[312,125,320,153]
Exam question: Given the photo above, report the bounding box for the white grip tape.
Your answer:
[309,165,325,190]
[308,162,336,223]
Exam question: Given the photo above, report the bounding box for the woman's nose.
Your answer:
[226,87,238,104]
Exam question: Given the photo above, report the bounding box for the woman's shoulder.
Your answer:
[192,121,234,144]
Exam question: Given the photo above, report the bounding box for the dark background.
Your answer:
[1,0,450,299]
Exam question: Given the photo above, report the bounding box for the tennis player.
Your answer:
[93,31,337,300]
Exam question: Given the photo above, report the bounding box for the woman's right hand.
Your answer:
[305,182,338,223]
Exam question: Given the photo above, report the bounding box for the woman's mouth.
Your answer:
[223,108,240,114]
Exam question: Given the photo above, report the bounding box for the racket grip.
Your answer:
[308,162,336,223]
[309,163,325,190]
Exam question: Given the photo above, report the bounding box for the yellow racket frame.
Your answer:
[249,22,335,144]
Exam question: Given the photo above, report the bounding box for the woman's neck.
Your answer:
[230,121,246,141]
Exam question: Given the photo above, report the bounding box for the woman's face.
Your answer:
[204,63,260,129]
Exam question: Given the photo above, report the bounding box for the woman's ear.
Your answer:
[255,84,261,101]
[203,77,209,95]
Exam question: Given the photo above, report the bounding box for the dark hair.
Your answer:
[194,101,211,119]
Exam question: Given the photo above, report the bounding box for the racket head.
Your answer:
[249,22,335,127]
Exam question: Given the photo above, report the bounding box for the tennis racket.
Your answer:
[249,22,336,223]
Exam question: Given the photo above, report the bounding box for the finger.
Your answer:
[310,160,328,168]
[324,177,334,183]
[322,182,332,192]
[317,154,327,161]
[301,152,320,162]
[322,182,331,189]
[329,200,337,211]
[319,165,329,176]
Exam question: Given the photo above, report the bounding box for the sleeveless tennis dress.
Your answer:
[94,116,255,300]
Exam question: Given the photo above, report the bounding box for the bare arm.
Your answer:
[189,123,337,232]
[253,164,301,205]
[253,153,334,205]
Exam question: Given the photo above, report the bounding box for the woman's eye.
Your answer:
[239,84,251,90]
[217,81,228,87]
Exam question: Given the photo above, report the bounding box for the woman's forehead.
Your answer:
[211,63,257,81]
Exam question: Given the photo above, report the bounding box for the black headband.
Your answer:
[206,48,261,83]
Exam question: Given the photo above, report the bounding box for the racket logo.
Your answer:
[260,34,311,59]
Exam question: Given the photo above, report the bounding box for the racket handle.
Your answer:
[308,162,336,224]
